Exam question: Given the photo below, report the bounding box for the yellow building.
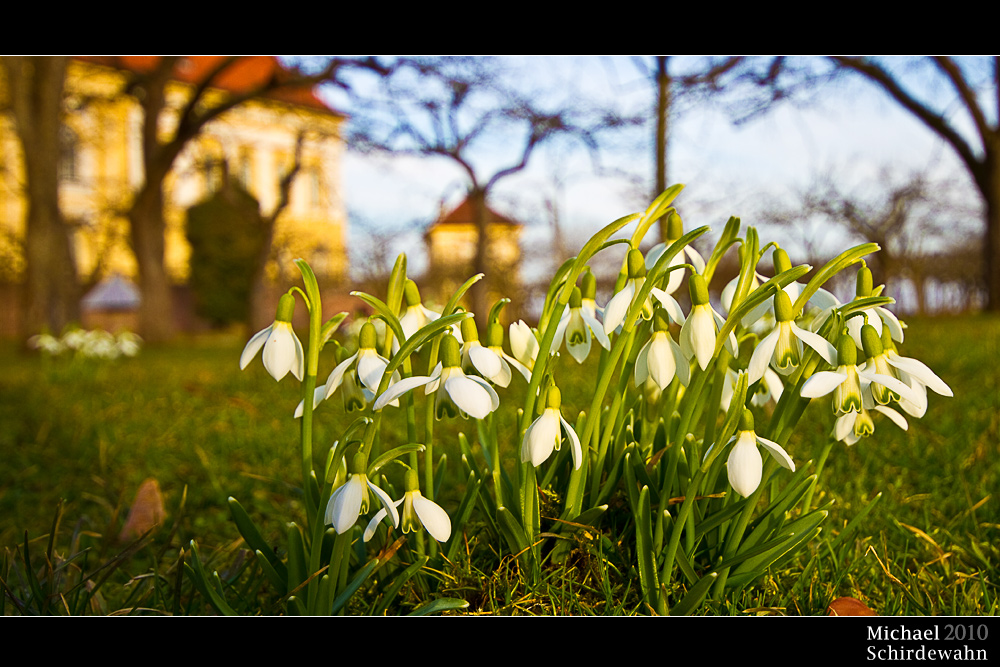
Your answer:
[424,196,522,308]
[0,56,348,301]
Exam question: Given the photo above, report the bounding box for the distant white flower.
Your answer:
[509,320,540,371]
[604,249,654,335]
[240,294,304,382]
[520,386,582,470]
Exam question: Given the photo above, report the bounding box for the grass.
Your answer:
[0,315,997,615]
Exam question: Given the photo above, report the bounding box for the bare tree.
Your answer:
[1,57,80,338]
[342,56,635,321]
[827,57,1000,311]
[92,56,341,342]
[763,167,981,313]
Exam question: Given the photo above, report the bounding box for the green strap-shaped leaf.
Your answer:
[184,541,237,616]
[286,523,306,596]
[373,555,429,616]
[228,497,287,586]
[329,558,380,614]
[670,572,718,616]
[368,443,425,476]
[408,598,470,616]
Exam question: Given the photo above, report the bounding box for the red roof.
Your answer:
[76,56,341,115]
[435,197,521,227]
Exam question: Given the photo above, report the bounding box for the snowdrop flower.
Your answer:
[364,469,451,543]
[721,366,783,413]
[877,326,952,417]
[644,212,705,295]
[725,247,836,330]
[462,319,531,387]
[680,274,738,371]
[800,333,866,416]
[604,249,655,335]
[801,332,912,445]
[392,280,461,353]
[856,323,924,408]
[748,289,837,385]
[816,266,904,348]
[325,452,399,535]
[634,307,688,390]
[240,293,304,382]
[521,386,582,470]
[483,321,532,386]
[726,409,795,498]
[509,320,540,371]
[374,333,499,420]
[555,285,611,364]
[294,322,399,417]
[29,333,66,355]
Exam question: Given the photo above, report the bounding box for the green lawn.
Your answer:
[1,315,996,615]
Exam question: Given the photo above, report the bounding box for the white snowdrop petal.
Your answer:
[887,355,952,397]
[412,495,452,542]
[727,433,763,498]
[748,329,780,385]
[874,405,909,431]
[240,325,271,369]
[791,323,837,366]
[446,375,495,419]
[755,434,795,471]
[560,415,583,471]
[368,480,399,528]
[373,375,435,411]
[800,371,848,399]
[603,283,634,335]
[470,345,503,380]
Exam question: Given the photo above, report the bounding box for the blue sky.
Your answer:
[318,57,989,279]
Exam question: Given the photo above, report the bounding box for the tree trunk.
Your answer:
[129,182,176,342]
[981,145,1000,312]
[470,187,490,327]
[2,56,81,339]
[655,56,671,244]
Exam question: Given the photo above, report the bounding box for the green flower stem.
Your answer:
[660,467,705,587]
[585,328,636,502]
[300,306,323,526]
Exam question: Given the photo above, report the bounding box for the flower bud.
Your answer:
[689,274,710,306]
[276,293,296,323]
[860,323,883,359]
[404,279,422,307]
[545,385,562,410]
[461,317,479,343]
[836,333,858,367]
[773,247,792,275]
[581,270,597,300]
[666,211,683,241]
[359,321,378,349]
[773,289,795,323]
[627,248,647,279]
[486,321,504,348]
[856,266,873,298]
[440,333,462,368]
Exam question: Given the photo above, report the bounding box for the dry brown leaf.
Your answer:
[119,478,166,542]
[827,596,876,616]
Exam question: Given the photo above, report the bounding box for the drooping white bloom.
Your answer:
[392,279,462,353]
[747,290,837,385]
[604,249,654,336]
[509,320,540,371]
[726,410,795,498]
[294,322,399,417]
[325,454,399,535]
[644,211,705,295]
[634,305,688,390]
[680,274,738,371]
[374,334,499,420]
[879,327,952,418]
[240,293,304,382]
[555,286,611,364]
[520,386,582,470]
[363,470,451,543]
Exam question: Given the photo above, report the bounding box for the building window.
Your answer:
[59,126,79,183]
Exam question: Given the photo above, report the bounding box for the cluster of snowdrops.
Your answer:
[212,187,952,614]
